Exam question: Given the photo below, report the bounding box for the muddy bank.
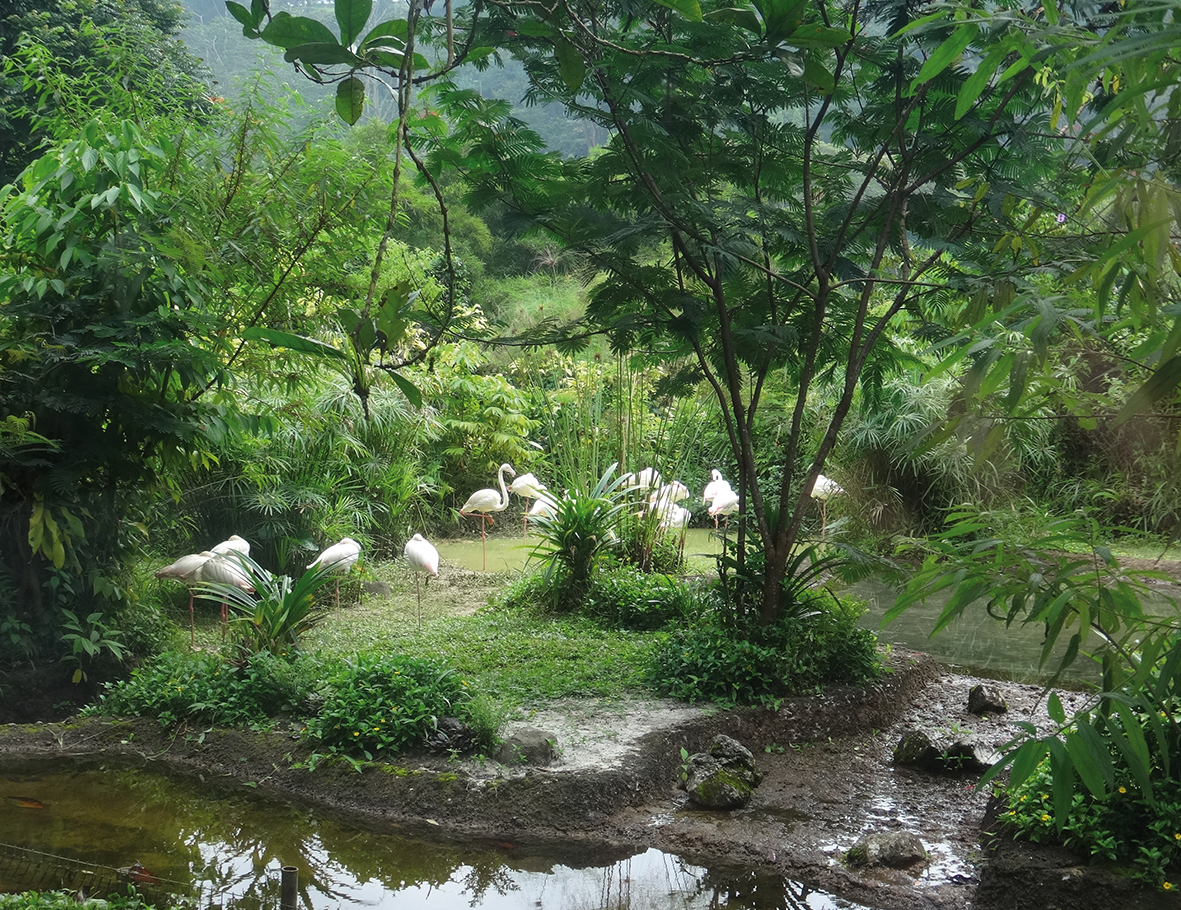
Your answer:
[3,650,1174,910]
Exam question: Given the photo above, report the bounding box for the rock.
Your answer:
[362,580,392,597]
[846,831,928,868]
[967,684,1008,715]
[425,717,477,754]
[893,729,988,773]
[497,727,557,765]
[893,730,937,768]
[683,734,763,809]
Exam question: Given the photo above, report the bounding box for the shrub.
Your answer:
[304,653,489,759]
[1003,761,1181,887]
[645,592,880,704]
[0,892,179,910]
[580,567,707,630]
[84,650,319,728]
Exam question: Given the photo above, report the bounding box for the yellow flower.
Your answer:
[353,731,360,737]
[1020,795,1027,802]
[1119,786,1127,794]
[1007,811,1016,817]
[1041,814,1050,822]
[1174,833,1181,841]
[1164,882,1173,891]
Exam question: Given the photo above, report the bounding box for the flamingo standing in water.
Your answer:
[459,463,515,570]
[403,533,440,629]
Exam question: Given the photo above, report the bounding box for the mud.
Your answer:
[3,650,1173,910]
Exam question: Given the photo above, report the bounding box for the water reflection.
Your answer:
[0,761,882,910]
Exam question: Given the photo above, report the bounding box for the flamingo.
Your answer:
[308,537,362,606]
[199,552,255,640]
[509,472,548,537]
[459,463,515,569]
[708,487,740,529]
[155,552,214,647]
[656,502,691,560]
[211,535,250,558]
[403,533,440,629]
[702,469,731,506]
[648,481,689,510]
[810,473,845,535]
[622,467,661,490]
[525,493,558,537]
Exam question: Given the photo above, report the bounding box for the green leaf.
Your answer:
[1048,738,1075,831]
[336,76,366,125]
[1047,692,1066,724]
[912,23,978,89]
[335,0,372,47]
[955,43,1008,120]
[650,0,703,21]
[360,18,408,48]
[388,371,423,408]
[284,43,364,66]
[1064,721,1112,797]
[554,38,586,93]
[1113,354,1181,426]
[802,57,835,93]
[516,21,559,37]
[785,25,851,49]
[226,1,258,31]
[260,13,339,50]
[705,7,763,33]
[243,327,349,360]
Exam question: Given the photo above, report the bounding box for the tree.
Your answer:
[0,120,235,648]
[0,0,214,186]
[239,0,1069,624]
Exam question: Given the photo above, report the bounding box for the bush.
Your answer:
[493,566,707,631]
[644,592,880,704]
[580,567,707,630]
[1003,761,1181,887]
[84,650,319,728]
[0,893,178,910]
[304,653,490,759]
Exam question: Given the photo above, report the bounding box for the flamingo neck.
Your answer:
[496,465,510,510]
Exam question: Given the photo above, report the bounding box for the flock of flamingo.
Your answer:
[157,466,842,638]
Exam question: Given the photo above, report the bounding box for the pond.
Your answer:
[1,760,881,910]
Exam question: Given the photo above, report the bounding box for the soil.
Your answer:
[4,551,1181,910]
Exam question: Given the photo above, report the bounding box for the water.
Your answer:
[1,760,880,910]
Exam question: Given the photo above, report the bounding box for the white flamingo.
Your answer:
[810,473,845,535]
[200,552,255,640]
[622,467,661,490]
[308,537,362,606]
[648,481,689,510]
[403,533,440,629]
[708,487,740,529]
[509,472,548,537]
[211,535,250,557]
[702,469,731,505]
[525,493,558,537]
[459,463,515,570]
[155,552,214,647]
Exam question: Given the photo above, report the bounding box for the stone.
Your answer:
[425,717,477,754]
[967,683,1008,715]
[845,831,928,868]
[362,580,392,598]
[893,729,989,773]
[893,730,937,768]
[497,727,557,765]
[683,734,763,809]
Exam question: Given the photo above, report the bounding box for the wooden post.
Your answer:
[280,866,298,910]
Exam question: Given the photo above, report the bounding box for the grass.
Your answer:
[182,561,659,711]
